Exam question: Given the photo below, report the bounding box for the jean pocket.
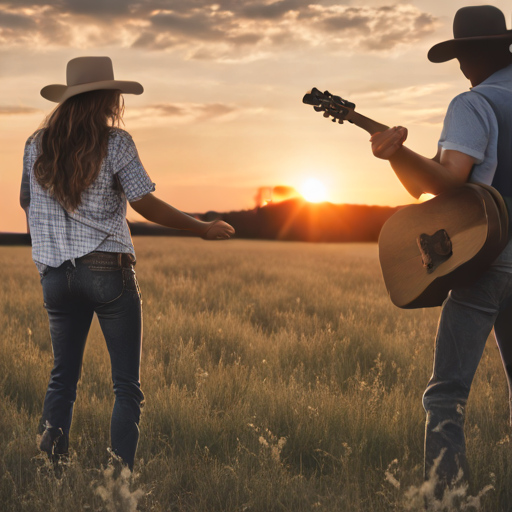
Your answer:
[86,268,124,304]
[123,267,142,299]
[39,267,50,283]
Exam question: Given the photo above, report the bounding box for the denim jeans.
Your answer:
[422,265,512,492]
[39,252,144,470]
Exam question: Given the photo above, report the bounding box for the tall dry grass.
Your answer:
[1,238,511,511]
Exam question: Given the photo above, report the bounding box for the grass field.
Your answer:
[1,237,512,511]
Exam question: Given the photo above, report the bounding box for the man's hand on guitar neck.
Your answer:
[370,126,476,199]
[371,126,408,160]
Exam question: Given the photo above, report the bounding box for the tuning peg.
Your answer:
[303,93,321,106]
[338,119,344,124]
[323,112,330,118]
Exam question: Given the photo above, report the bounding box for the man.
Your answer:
[371,5,512,495]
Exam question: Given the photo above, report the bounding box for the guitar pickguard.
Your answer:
[417,229,453,274]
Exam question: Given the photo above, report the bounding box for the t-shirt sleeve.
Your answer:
[113,131,156,202]
[438,92,494,164]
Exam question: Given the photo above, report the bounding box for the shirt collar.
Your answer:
[479,62,512,86]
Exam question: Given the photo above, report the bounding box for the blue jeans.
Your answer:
[423,266,512,492]
[39,252,144,470]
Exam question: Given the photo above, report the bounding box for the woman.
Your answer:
[20,56,235,471]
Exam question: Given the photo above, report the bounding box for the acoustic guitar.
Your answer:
[303,88,509,309]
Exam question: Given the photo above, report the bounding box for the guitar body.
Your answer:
[378,184,508,308]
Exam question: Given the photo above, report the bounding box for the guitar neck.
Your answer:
[347,111,389,135]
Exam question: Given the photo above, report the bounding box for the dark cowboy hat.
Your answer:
[428,5,512,63]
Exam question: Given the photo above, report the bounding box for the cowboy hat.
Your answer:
[428,5,512,63]
[40,56,143,103]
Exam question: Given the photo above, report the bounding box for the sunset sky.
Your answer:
[1,0,510,233]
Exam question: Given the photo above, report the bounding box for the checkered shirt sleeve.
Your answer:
[20,134,34,213]
[113,130,155,202]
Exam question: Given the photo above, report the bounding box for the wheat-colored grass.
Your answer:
[1,238,511,511]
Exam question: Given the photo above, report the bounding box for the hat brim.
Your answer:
[41,80,144,103]
[428,32,512,63]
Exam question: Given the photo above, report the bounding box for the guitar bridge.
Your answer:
[416,229,453,273]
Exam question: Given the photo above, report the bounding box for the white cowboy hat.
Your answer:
[40,56,144,103]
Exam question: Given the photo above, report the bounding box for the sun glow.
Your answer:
[301,178,327,203]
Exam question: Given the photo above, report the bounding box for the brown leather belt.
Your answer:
[77,251,136,267]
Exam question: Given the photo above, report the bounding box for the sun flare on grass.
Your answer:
[301,179,327,203]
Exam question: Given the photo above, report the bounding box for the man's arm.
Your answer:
[371,127,475,198]
[130,193,235,240]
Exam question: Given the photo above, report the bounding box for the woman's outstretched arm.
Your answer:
[130,193,235,240]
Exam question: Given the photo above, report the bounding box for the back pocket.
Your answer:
[86,268,124,304]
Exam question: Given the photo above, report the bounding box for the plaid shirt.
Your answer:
[20,128,155,273]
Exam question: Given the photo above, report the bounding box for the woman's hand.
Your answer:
[370,126,408,160]
[202,220,235,240]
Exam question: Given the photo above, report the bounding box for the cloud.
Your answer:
[149,11,225,42]
[350,83,453,126]
[149,104,187,116]
[196,103,236,119]
[241,0,310,20]
[125,101,242,126]
[0,105,41,115]
[354,83,453,104]
[0,1,439,59]
[309,4,438,51]
[0,10,36,29]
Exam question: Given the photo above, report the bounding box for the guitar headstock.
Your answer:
[303,88,356,124]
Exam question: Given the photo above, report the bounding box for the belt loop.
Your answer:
[118,253,122,267]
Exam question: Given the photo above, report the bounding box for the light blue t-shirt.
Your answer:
[438,63,512,272]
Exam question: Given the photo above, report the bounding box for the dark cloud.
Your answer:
[0,0,137,16]
[322,15,370,32]
[131,31,177,50]
[63,0,134,17]
[415,12,437,30]
[0,11,36,29]
[228,33,262,46]
[150,12,225,42]
[241,0,303,20]
[0,1,439,58]
[315,4,438,51]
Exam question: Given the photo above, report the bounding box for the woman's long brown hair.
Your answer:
[34,89,125,212]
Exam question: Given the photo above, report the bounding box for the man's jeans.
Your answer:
[423,265,512,491]
[39,252,144,470]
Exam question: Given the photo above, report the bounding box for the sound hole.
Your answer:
[416,229,453,274]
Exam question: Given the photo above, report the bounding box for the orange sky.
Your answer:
[1,0,510,232]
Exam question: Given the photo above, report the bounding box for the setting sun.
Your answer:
[301,179,327,203]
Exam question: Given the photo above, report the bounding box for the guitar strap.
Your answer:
[471,88,512,229]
